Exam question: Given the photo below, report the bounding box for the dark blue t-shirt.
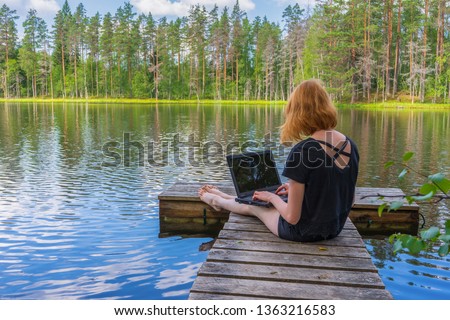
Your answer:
[280,137,359,241]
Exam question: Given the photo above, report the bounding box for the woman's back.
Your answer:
[281,132,359,242]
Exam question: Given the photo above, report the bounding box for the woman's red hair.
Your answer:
[280,79,337,144]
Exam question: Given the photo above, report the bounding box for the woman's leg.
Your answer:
[201,185,235,200]
[199,190,280,236]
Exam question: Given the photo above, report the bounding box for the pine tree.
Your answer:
[100,12,114,97]
[20,9,42,97]
[52,0,71,97]
[0,4,19,98]
[86,13,101,97]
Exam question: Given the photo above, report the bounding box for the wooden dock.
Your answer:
[188,213,393,300]
[158,182,419,237]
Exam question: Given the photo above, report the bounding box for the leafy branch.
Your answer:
[382,152,450,256]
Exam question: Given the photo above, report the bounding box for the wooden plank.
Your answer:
[218,229,366,248]
[188,292,269,300]
[158,182,419,235]
[223,222,361,238]
[159,221,224,236]
[190,277,392,300]
[159,200,229,218]
[159,182,417,210]
[353,187,419,211]
[212,238,371,259]
[158,182,235,200]
[227,214,357,231]
[207,248,377,272]
[350,209,419,223]
[350,209,419,235]
[198,261,385,289]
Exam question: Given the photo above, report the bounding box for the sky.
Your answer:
[5,0,315,39]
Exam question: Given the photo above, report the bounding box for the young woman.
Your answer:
[199,79,359,242]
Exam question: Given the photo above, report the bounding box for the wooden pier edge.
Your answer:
[188,213,393,300]
[158,182,420,236]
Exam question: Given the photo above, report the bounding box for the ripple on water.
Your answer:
[366,239,450,299]
[1,104,449,299]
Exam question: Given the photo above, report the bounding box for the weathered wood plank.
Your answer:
[226,214,357,231]
[188,292,270,300]
[159,200,229,218]
[350,209,419,223]
[212,238,371,259]
[198,261,385,288]
[159,182,419,236]
[158,182,235,201]
[218,229,366,248]
[349,209,419,235]
[207,248,377,272]
[353,187,419,211]
[190,277,392,300]
[159,220,224,237]
[223,222,361,238]
[159,182,418,211]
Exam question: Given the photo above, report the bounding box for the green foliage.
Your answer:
[3,0,450,102]
[384,152,450,256]
[402,152,414,162]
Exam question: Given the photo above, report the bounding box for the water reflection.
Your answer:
[0,102,449,299]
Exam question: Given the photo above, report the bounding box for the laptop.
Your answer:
[226,150,288,207]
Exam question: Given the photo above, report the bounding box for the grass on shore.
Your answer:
[339,101,450,109]
[1,97,449,109]
[0,97,286,105]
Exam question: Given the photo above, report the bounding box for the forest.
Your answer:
[0,0,449,103]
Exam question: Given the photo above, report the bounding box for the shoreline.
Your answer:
[1,98,450,109]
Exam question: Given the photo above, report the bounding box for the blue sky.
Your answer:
[6,0,314,38]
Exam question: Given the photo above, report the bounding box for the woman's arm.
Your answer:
[253,179,304,225]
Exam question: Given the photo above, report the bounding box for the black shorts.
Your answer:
[277,216,337,242]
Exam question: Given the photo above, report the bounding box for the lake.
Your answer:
[0,102,449,299]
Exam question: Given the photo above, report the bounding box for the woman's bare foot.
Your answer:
[201,184,235,200]
[198,189,222,212]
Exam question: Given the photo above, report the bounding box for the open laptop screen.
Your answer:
[227,151,281,196]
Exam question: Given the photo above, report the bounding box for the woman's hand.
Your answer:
[275,183,289,195]
[252,191,275,203]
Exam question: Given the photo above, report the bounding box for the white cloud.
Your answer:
[2,0,60,18]
[131,0,256,17]
[26,0,60,17]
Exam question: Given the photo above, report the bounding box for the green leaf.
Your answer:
[388,233,399,244]
[419,183,437,195]
[406,238,426,255]
[420,227,440,240]
[402,152,414,162]
[378,203,386,217]
[438,244,449,257]
[398,168,408,179]
[435,178,450,194]
[384,161,395,169]
[399,234,413,247]
[446,220,450,235]
[428,173,445,183]
[388,201,404,212]
[410,191,434,202]
[428,173,450,193]
[438,235,450,242]
[392,239,403,253]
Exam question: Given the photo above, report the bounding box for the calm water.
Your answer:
[0,103,449,299]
